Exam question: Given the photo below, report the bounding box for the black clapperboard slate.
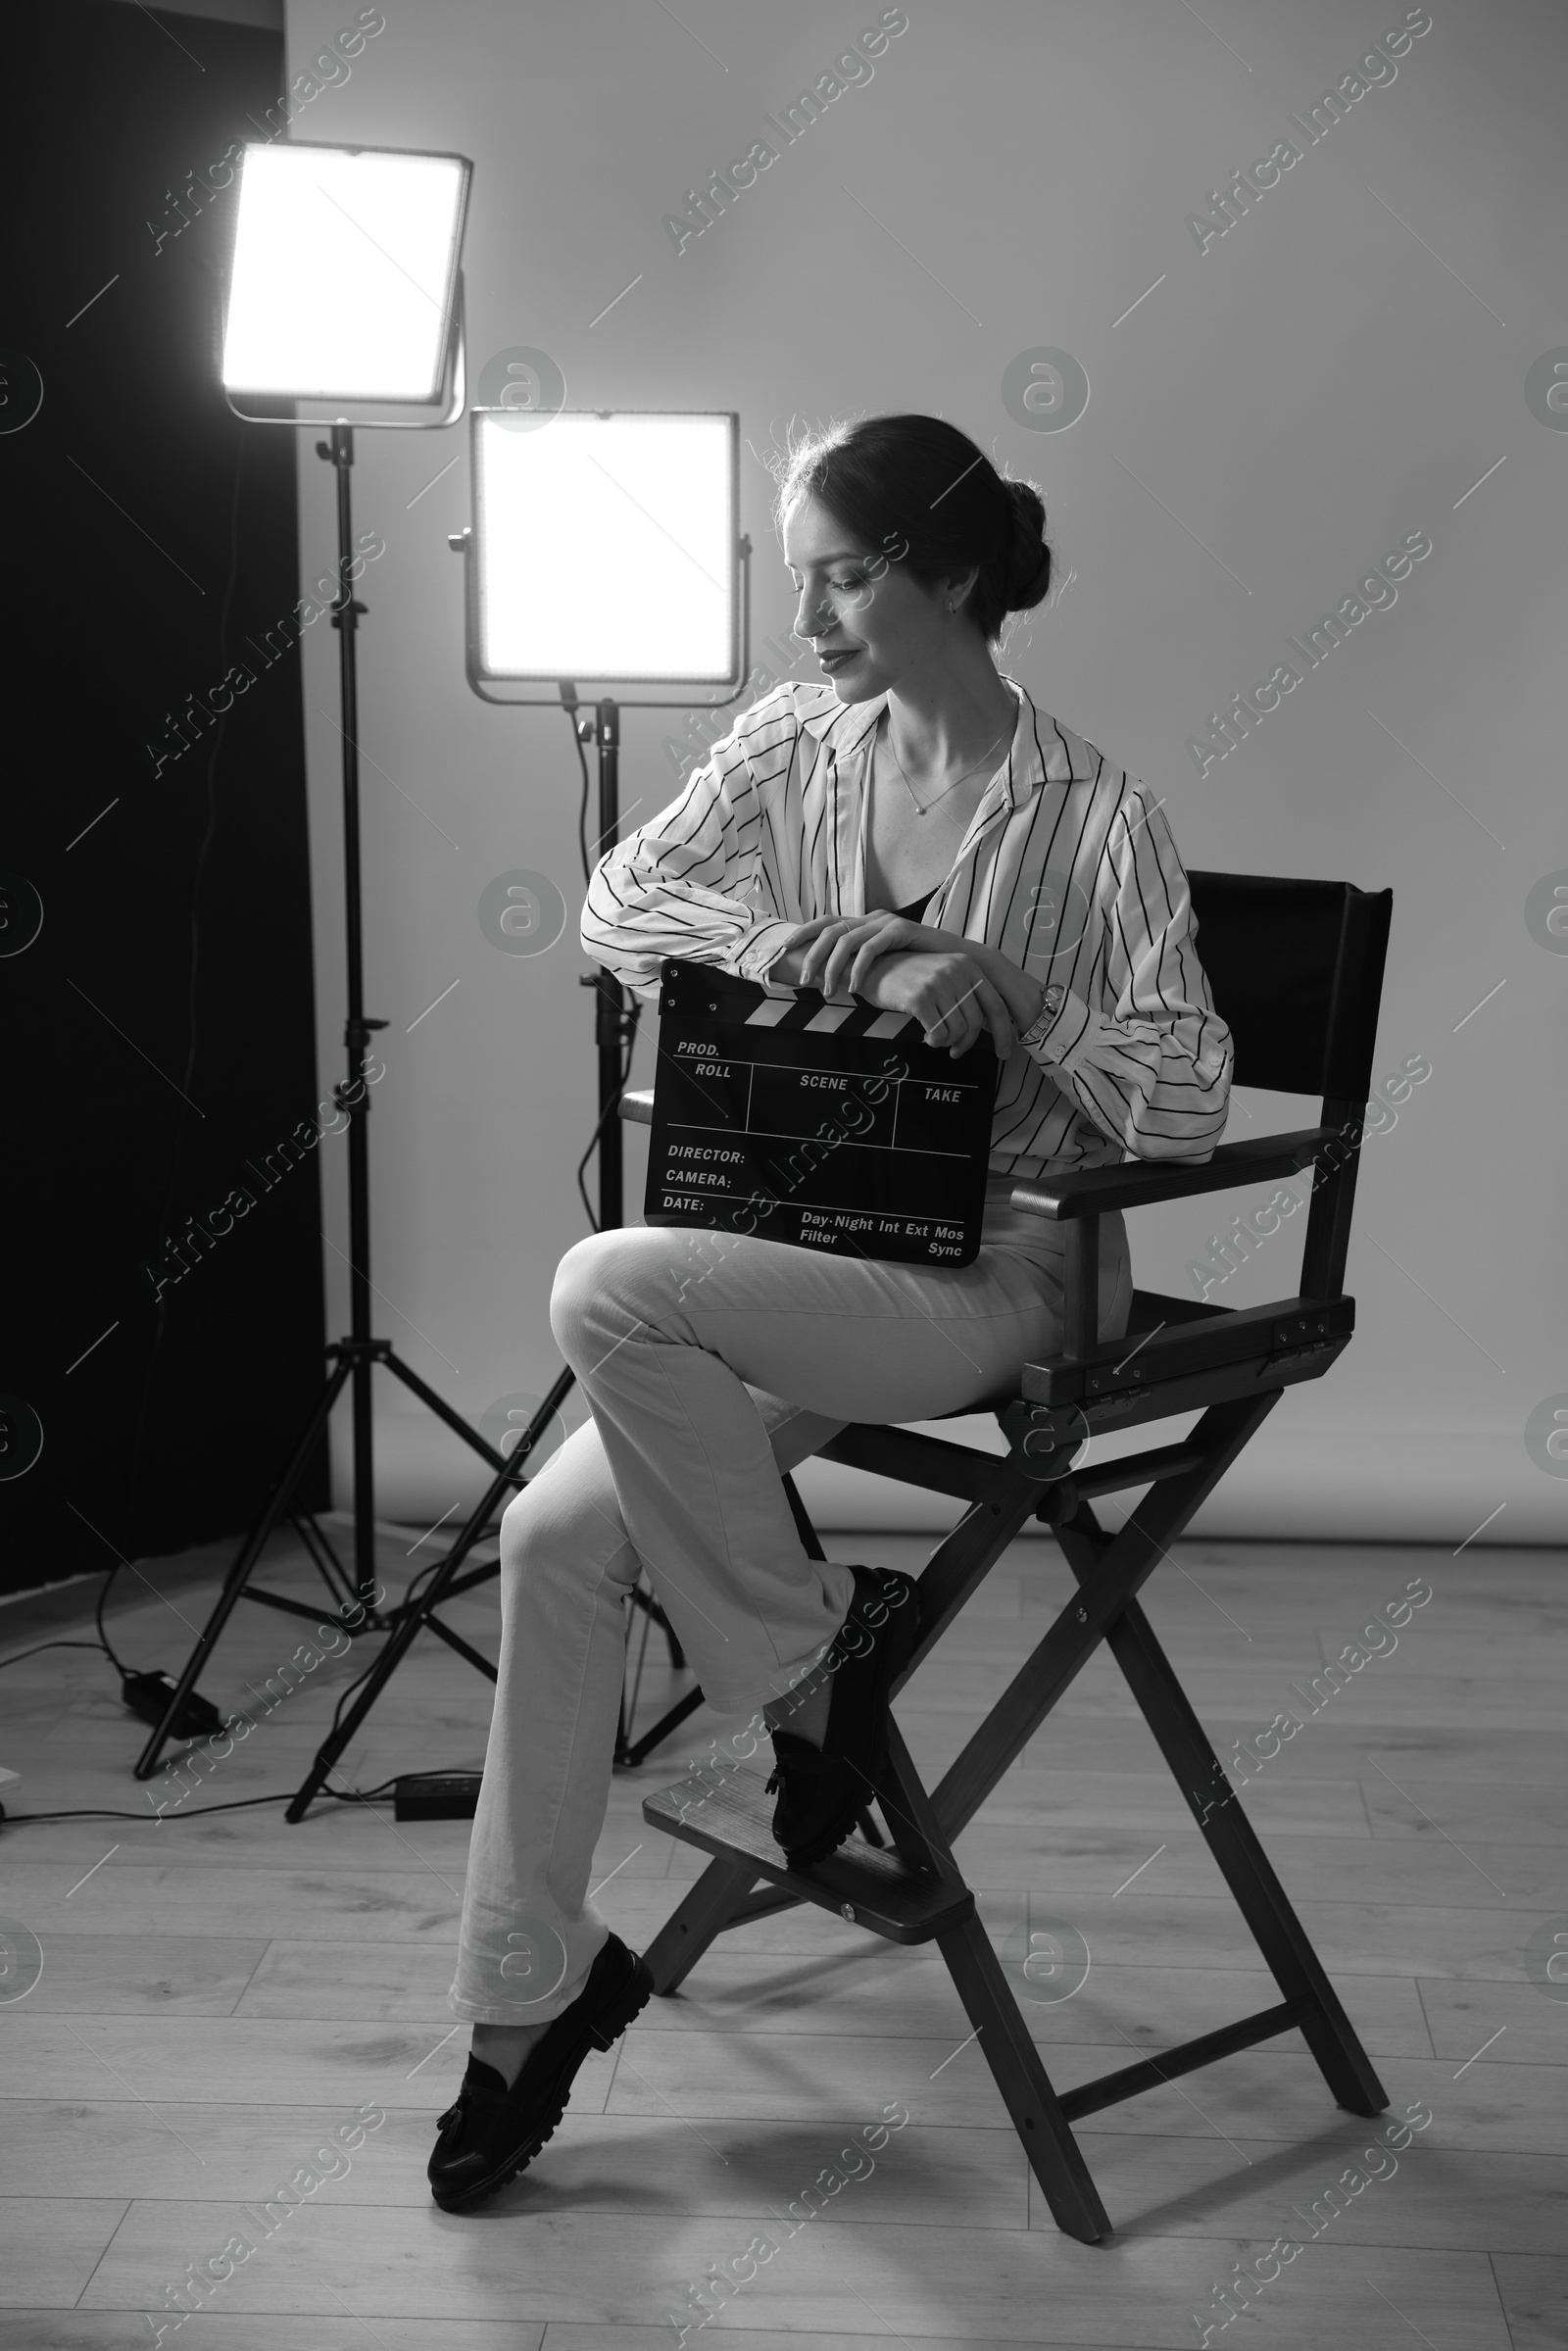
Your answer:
[644,956,999,1267]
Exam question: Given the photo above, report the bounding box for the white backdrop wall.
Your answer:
[284,0,1566,1543]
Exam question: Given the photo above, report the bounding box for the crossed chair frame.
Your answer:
[621,868,1396,2242]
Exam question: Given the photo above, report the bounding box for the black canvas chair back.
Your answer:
[622,867,1395,2244]
[1191,869,1388,1099]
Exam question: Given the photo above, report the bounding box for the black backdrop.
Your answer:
[1,2,331,1601]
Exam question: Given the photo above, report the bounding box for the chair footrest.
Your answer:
[1057,1995,1314,2120]
[644,1767,974,1944]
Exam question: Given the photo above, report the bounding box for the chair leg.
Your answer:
[937,1910,1113,2244]
[1077,1569,1390,2120]
[877,1723,1113,2242]
[641,1855,759,1996]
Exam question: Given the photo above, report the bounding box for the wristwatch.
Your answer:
[1018,984,1066,1051]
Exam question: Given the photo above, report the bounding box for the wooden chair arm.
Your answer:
[1009,1128,1339,1222]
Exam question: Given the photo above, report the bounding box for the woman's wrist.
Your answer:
[964,939,1045,1032]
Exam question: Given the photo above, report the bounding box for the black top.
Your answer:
[896,889,935,923]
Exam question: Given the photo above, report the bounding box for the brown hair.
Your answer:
[774,412,1051,642]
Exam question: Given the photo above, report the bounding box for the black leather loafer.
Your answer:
[427,1931,655,2210]
[765,1564,920,1869]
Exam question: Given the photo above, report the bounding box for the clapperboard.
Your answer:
[644,956,999,1267]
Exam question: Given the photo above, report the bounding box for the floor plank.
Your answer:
[1,1523,1560,2350]
[71,2199,1517,2345]
[1491,2254,1568,2351]
[0,1934,269,2015]
[0,2201,127,2310]
[0,2324,544,2351]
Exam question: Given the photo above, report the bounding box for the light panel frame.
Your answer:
[221,137,471,413]
[464,408,746,702]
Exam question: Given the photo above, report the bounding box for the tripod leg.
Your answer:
[628,1583,686,1675]
[133,1356,355,1780]
[286,1568,447,1822]
[781,1469,826,1561]
[384,1351,572,1476]
[616,1585,655,1767]
[284,1378,551,1821]
[614,1681,706,1770]
[286,1506,362,1622]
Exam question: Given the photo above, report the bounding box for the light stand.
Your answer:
[585,695,630,1233]
[272,415,756,1806]
[135,424,521,1784]
[576,691,706,1767]
[133,142,515,1786]
[461,408,754,1262]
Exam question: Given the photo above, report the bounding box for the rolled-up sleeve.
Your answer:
[581,721,795,993]
[1021,790,1232,1161]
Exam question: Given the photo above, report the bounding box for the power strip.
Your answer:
[393,1772,483,1820]
[121,1671,225,1740]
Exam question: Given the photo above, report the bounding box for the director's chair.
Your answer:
[618,868,1394,2242]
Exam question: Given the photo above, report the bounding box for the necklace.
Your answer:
[878,710,1011,817]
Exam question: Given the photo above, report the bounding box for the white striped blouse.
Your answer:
[583,677,1233,1180]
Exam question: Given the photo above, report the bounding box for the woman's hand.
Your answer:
[771,910,918,996]
[857,948,1017,1060]
[785,903,930,997]
[804,910,938,1000]
[771,912,1046,1056]
[769,912,879,994]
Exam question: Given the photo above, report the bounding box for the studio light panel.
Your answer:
[222,142,468,404]
[474,410,738,685]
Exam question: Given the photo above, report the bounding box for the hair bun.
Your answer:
[774,416,1053,641]
[1003,478,1052,610]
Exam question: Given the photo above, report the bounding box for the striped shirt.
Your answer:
[584,677,1232,1180]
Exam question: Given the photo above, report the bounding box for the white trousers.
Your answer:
[448,1176,1132,2024]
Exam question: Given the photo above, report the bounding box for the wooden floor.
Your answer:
[1,1514,1565,2350]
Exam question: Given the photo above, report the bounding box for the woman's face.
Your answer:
[782,492,957,703]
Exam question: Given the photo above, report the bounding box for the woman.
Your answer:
[428,412,1233,2211]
